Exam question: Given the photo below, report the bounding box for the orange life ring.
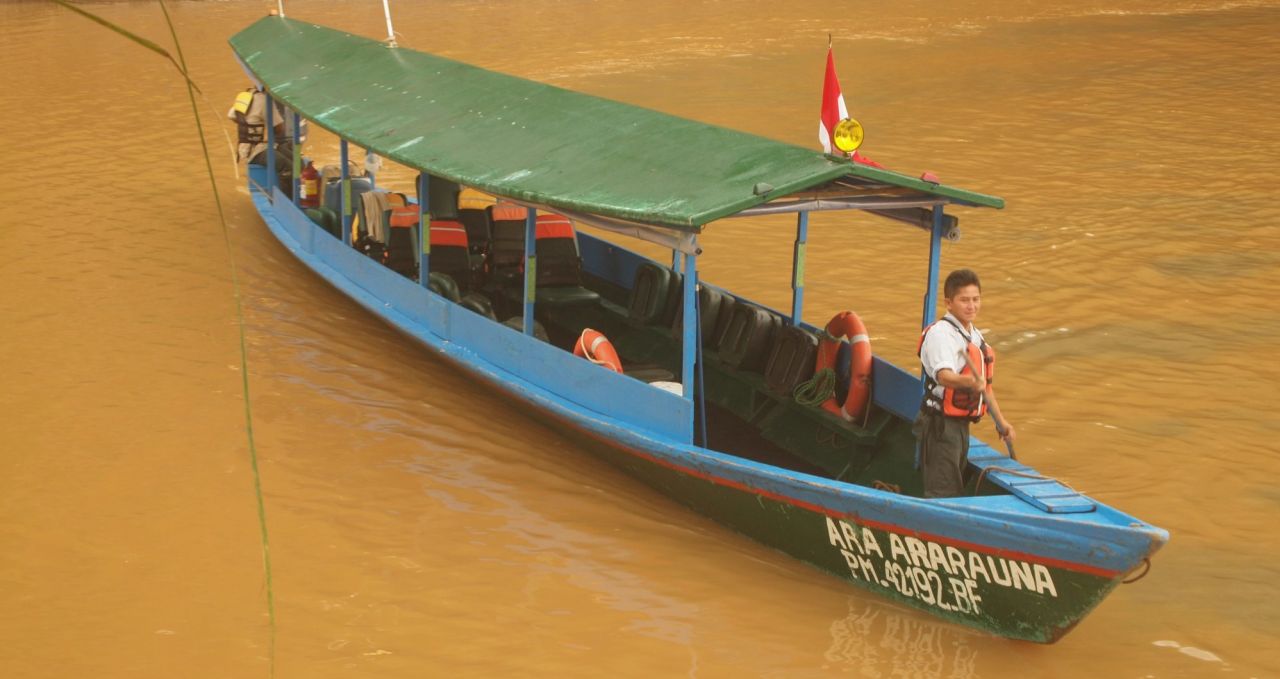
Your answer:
[573,328,623,373]
[814,311,873,421]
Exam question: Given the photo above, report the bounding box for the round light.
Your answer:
[833,117,864,153]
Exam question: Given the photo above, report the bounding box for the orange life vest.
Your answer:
[916,317,995,421]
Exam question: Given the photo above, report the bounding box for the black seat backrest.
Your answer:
[697,287,727,346]
[428,220,474,291]
[719,303,781,373]
[534,214,583,287]
[628,263,672,325]
[457,187,495,255]
[709,293,739,350]
[765,325,819,395]
[384,205,419,278]
[488,202,528,283]
[427,271,462,303]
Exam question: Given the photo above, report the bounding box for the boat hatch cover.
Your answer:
[968,444,1096,514]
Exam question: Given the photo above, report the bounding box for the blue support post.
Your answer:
[264,93,276,201]
[366,149,376,189]
[681,248,698,402]
[522,208,537,336]
[291,111,302,207]
[671,250,682,273]
[921,205,946,329]
[339,139,352,245]
[791,211,809,326]
[418,172,430,287]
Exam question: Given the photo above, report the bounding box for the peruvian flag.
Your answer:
[818,46,883,167]
[818,47,848,155]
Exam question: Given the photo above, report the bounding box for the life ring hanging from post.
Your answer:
[573,328,623,374]
[814,311,873,421]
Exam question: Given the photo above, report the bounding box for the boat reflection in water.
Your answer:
[826,596,983,678]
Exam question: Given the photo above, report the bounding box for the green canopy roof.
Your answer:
[230,17,1002,232]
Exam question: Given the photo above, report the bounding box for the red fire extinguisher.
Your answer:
[300,160,320,208]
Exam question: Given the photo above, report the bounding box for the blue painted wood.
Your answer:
[791,211,808,325]
[292,111,302,207]
[523,208,536,336]
[579,232,644,289]
[340,139,351,244]
[418,172,430,287]
[681,250,697,402]
[261,184,691,442]
[249,178,1162,578]
[921,205,945,330]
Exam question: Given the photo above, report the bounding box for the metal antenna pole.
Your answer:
[381,0,397,46]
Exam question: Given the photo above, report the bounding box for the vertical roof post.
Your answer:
[339,140,352,244]
[291,111,302,208]
[264,93,276,202]
[523,209,537,336]
[921,205,946,330]
[680,239,705,445]
[791,211,809,326]
[418,172,430,288]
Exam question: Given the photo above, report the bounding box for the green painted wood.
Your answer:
[229,17,1003,232]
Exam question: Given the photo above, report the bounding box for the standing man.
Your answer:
[227,85,287,165]
[227,85,306,195]
[914,269,1015,498]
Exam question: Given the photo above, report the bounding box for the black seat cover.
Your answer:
[627,263,671,325]
[719,304,781,373]
[765,325,819,395]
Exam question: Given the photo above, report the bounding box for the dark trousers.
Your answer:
[913,409,970,498]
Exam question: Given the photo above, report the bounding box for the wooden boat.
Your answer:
[229,16,1167,643]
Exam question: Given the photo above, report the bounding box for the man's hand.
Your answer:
[997,420,1016,443]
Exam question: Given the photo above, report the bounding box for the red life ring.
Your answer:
[573,328,623,373]
[814,311,873,421]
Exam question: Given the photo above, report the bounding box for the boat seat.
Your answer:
[384,205,421,278]
[428,272,496,319]
[533,214,599,306]
[719,303,781,373]
[320,176,371,237]
[501,316,550,342]
[672,285,729,347]
[765,325,818,395]
[627,263,683,327]
[487,202,529,285]
[428,219,476,291]
[457,187,496,256]
[304,206,341,240]
[708,293,739,350]
[626,367,676,383]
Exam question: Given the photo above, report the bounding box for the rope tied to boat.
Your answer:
[1122,558,1152,584]
[794,367,837,407]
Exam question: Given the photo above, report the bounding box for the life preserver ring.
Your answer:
[573,328,623,373]
[814,311,873,421]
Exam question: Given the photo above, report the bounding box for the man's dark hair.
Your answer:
[944,269,981,299]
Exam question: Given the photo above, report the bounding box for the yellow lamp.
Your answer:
[833,117,864,153]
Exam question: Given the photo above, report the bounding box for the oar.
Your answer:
[962,352,1017,460]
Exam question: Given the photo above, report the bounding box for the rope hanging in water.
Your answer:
[794,367,837,407]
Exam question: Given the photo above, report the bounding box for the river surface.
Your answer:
[2,0,1277,677]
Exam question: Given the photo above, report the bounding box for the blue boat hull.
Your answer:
[247,179,1167,642]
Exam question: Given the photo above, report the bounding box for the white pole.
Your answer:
[381,0,397,46]
[277,1,285,17]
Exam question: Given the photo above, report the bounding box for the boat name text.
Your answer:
[825,517,1058,615]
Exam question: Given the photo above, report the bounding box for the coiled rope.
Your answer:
[794,368,837,407]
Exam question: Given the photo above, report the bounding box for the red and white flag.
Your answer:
[818,46,883,167]
[817,47,847,155]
